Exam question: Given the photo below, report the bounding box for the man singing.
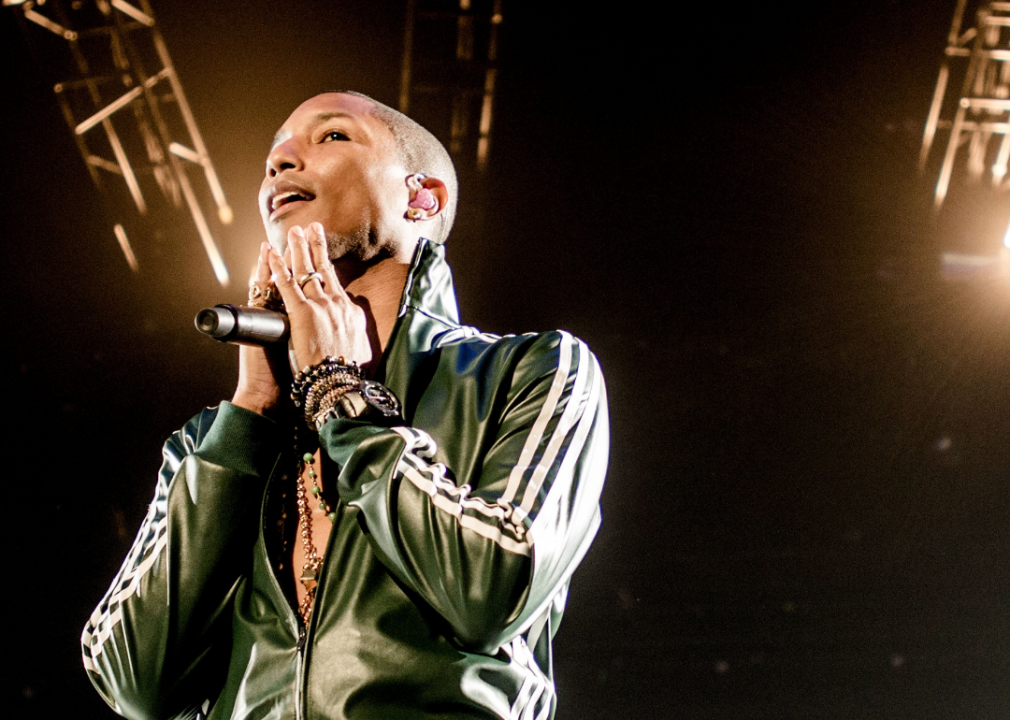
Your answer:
[82,91,609,720]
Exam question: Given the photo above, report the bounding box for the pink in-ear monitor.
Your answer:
[408,188,437,211]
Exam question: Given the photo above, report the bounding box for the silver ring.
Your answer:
[297,272,323,289]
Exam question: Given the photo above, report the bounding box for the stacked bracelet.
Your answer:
[313,379,402,429]
[303,370,359,414]
[291,355,403,431]
[291,356,362,405]
[291,356,362,429]
[310,384,355,429]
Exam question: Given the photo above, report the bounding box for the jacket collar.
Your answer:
[377,238,461,406]
[398,237,459,326]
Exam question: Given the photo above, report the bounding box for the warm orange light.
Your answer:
[113,224,139,273]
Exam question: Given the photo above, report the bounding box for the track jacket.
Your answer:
[82,238,609,720]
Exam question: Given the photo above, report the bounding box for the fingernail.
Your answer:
[292,226,305,238]
[311,222,324,235]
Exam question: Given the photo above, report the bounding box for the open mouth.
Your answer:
[267,184,315,219]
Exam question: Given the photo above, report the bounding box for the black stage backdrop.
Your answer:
[3,1,1010,718]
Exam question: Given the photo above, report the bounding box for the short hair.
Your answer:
[339,91,458,244]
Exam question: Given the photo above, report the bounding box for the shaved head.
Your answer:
[339,91,458,244]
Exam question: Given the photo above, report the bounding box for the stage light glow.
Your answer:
[113,224,139,273]
[110,0,155,27]
[13,3,233,286]
[168,141,202,164]
[22,4,77,40]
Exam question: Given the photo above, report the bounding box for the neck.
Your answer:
[332,251,413,370]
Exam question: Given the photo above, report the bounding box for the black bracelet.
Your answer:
[291,356,362,409]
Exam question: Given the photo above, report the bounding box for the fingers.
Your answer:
[279,223,347,301]
[249,242,280,309]
[266,223,372,369]
[255,242,272,283]
[306,222,341,293]
[267,242,301,306]
[269,228,314,306]
[286,224,327,298]
[287,225,313,278]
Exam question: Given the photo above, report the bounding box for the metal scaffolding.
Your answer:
[922,0,1010,211]
[5,0,231,285]
[399,0,503,174]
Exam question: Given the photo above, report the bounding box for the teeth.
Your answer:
[271,191,308,212]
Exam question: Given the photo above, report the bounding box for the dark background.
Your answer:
[3,1,1010,718]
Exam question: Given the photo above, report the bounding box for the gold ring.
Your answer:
[248,281,285,311]
[298,272,323,289]
[248,282,268,308]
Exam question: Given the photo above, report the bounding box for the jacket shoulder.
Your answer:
[436,326,593,363]
[487,329,597,381]
[160,406,221,480]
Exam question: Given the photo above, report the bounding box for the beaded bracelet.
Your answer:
[291,356,361,409]
[310,385,356,429]
[303,371,360,421]
[291,356,363,429]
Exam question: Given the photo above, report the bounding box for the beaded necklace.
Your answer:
[294,450,336,623]
[288,356,367,623]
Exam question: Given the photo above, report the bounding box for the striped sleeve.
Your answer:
[80,404,282,719]
[82,470,172,676]
[81,410,203,682]
[322,330,608,652]
[391,425,533,556]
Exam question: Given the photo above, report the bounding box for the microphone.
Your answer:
[194,304,289,346]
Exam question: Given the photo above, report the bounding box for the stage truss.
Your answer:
[5,0,231,284]
[399,0,503,174]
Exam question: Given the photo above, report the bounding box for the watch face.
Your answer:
[359,380,401,417]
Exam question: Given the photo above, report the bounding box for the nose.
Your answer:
[265,139,303,178]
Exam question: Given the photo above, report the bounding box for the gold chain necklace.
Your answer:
[295,452,336,623]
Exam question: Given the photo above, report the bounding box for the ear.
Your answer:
[420,175,449,218]
[405,174,449,222]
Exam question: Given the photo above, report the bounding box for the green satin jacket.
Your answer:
[82,238,609,720]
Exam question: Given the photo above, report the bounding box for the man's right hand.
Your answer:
[231,241,291,418]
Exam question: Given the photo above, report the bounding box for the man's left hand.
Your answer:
[267,222,373,371]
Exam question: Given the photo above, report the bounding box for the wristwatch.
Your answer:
[315,380,401,428]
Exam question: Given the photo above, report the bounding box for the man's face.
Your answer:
[259,93,408,260]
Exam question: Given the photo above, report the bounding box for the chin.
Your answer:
[267,235,289,256]
[324,226,385,263]
[259,220,287,254]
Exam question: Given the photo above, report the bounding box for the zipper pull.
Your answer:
[296,624,307,652]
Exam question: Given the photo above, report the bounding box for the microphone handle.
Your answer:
[194,304,290,346]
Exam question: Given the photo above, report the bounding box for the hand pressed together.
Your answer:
[267,222,373,370]
[231,222,372,418]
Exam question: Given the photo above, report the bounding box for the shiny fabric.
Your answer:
[83,239,609,720]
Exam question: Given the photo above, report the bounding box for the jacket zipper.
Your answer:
[294,621,307,720]
[295,498,342,720]
[260,470,312,720]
